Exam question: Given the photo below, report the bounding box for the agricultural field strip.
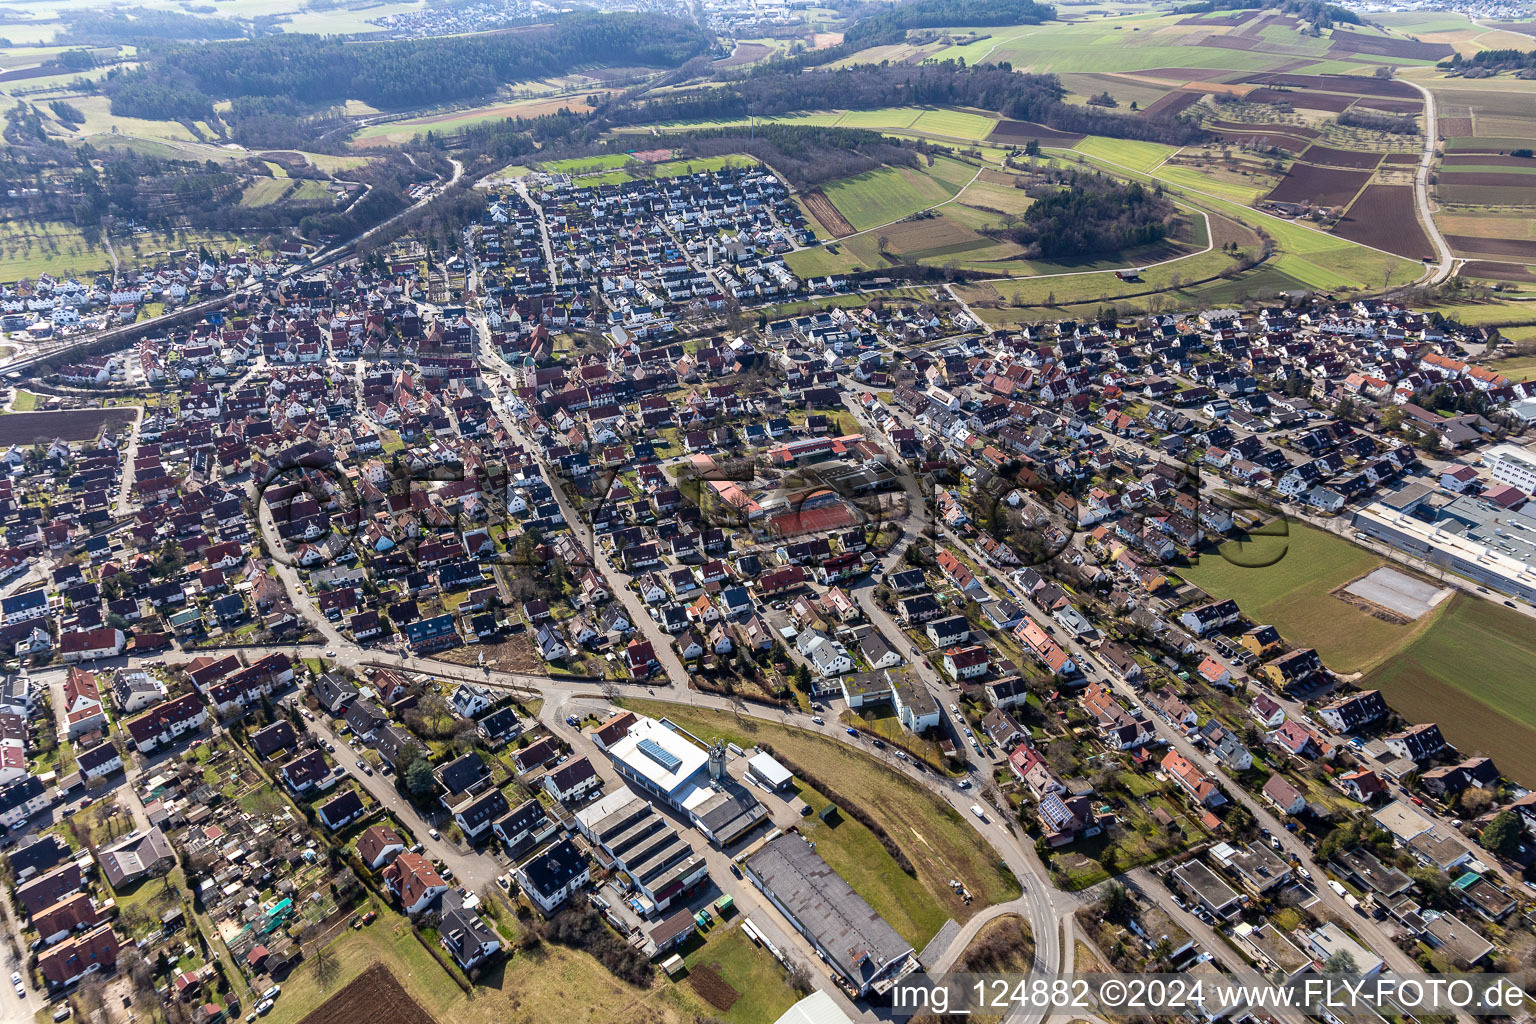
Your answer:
[1043,141,1428,283]
[817,162,987,240]
[806,148,1219,286]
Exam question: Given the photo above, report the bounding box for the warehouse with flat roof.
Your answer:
[1352,497,1536,604]
[744,833,916,997]
[574,786,708,916]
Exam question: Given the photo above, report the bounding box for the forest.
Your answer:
[840,0,1055,51]
[101,13,712,121]
[58,6,250,43]
[1174,0,1362,25]
[998,175,1175,259]
[607,62,1209,145]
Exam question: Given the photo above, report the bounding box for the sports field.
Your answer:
[1366,595,1536,786]
[1178,522,1430,675]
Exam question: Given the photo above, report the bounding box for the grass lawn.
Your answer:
[240,177,291,208]
[572,154,757,188]
[541,153,634,174]
[1178,522,1429,674]
[791,779,950,946]
[623,700,1019,941]
[955,912,1034,972]
[821,156,975,232]
[11,390,37,411]
[1366,595,1536,786]
[784,244,868,277]
[675,924,800,1023]
[1073,137,1176,174]
[1489,354,1536,382]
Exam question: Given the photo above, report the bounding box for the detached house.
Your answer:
[1162,749,1224,808]
[383,852,449,914]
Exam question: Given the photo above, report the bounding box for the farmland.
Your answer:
[1072,137,1176,174]
[1366,595,1536,786]
[352,92,608,147]
[1264,164,1372,209]
[624,699,1020,943]
[1178,522,1432,675]
[0,409,138,444]
[296,965,435,1024]
[818,155,978,232]
[1331,186,1434,260]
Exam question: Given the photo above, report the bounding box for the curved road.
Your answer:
[1403,79,1456,286]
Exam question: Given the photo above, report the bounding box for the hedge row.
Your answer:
[762,744,916,876]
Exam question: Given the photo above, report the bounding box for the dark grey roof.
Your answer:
[454,787,509,829]
[518,837,586,897]
[251,721,298,758]
[478,706,521,739]
[746,834,912,990]
[437,751,490,795]
[319,789,364,827]
[440,892,499,963]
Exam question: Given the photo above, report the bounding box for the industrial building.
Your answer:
[603,714,768,846]
[574,786,709,917]
[743,833,917,998]
[746,752,793,791]
[1483,443,1536,494]
[1352,495,1536,603]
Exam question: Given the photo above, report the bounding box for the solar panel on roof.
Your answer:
[637,737,681,772]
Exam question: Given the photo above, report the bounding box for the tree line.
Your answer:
[1336,108,1420,135]
[604,61,1209,146]
[646,124,921,188]
[1440,48,1536,73]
